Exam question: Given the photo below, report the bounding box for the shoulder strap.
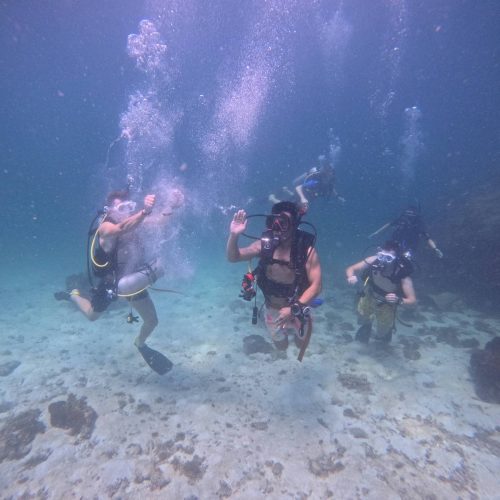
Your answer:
[292,230,315,268]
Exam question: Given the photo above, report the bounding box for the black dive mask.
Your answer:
[261,229,280,260]
[266,212,293,235]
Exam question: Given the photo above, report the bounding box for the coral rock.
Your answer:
[0,409,45,463]
[469,337,500,403]
[48,393,98,439]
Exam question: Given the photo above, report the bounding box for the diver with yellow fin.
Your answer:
[55,187,183,375]
[227,201,322,360]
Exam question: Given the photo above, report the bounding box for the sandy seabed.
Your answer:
[1,265,500,500]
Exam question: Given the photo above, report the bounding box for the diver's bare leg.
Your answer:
[70,295,101,321]
[132,294,159,347]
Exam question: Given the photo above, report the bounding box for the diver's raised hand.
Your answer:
[230,210,247,235]
[143,194,156,215]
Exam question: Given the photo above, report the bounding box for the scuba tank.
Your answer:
[117,259,164,297]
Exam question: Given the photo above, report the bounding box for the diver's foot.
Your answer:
[55,289,80,301]
[374,331,393,344]
[54,291,70,301]
[355,324,372,343]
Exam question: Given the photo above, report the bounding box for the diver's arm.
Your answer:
[298,248,322,304]
[292,171,308,186]
[426,237,443,257]
[295,184,308,205]
[143,189,184,227]
[227,237,260,262]
[368,222,390,239]
[142,205,177,226]
[100,194,155,237]
[345,256,375,284]
[99,210,148,238]
[400,277,417,305]
[331,186,346,203]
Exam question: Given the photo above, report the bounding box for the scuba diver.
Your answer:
[54,188,183,375]
[227,201,322,359]
[369,205,443,259]
[345,240,416,344]
[269,155,345,213]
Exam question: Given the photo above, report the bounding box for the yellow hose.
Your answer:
[117,286,150,298]
[90,213,109,268]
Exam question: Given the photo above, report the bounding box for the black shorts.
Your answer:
[90,283,115,313]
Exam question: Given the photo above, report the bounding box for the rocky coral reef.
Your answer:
[470,337,500,403]
[0,410,45,463]
[48,393,97,439]
[425,184,500,309]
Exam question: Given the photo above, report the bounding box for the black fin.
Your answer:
[137,344,173,375]
[54,291,71,301]
[355,323,372,343]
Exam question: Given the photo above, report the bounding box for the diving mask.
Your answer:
[115,200,137,214]
[377,251,396,264]
[266,212,292,234]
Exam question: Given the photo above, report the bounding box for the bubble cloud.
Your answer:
[400,105,423,189]
[127,19,168,74]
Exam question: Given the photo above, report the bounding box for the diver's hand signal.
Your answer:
[347,275,358,285]
[143,194,156,215]
[230,209,247,235]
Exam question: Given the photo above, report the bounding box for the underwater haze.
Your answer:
[1,1,500,498]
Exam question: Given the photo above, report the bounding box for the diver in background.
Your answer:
[227,201,322,357]
[55,189,183,374]
[269,155,345,213]
[346,240,416,344]
[369,205,443,259]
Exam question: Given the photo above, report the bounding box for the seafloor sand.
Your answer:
[1,263,500,499]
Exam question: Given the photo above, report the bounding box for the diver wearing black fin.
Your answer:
[54,187,184,375]
[227,201,322,360]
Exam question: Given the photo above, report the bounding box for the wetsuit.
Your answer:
[301,171,335,200]
[390,215,429,254]
[91,229,151,312]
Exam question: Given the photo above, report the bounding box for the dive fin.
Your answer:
[137,344,173,375]
[54,291,71,301]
